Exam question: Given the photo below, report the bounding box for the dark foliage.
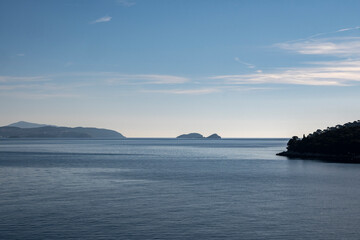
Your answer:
[287,121,360,155]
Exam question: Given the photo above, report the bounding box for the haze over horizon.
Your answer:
[1,0,360,138]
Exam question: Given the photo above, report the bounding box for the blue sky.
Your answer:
[1,0,360,137]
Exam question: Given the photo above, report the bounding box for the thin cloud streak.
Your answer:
[0,84,51,91]
[277,37,360,56]
[1,73,189,86]
[104,74,189,85]
[285,26,360,43]
[0,76,93,99]
[3,60,359,100]
[116,0,135,7]
[0,79,83,99]
[211,74,344,86]
[141,86,276,95]
[234,57,255,68]
[91,16,112,24]
[338,26,360,32]
[211,60,360,86]
[0,73,191,99]
[267,27,360,86]
[141,88,220,95]
[0,82,90,91]
[0,92,80,99]
[0,76,50,83]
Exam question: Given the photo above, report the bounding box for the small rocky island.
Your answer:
[277,120,360,162]
[0,121,125,139]
[207,133,221,139]
[176,133,221,139]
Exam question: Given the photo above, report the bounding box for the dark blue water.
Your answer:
[1,138,360,240]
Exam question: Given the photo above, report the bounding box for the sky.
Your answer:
[1,0,360,138]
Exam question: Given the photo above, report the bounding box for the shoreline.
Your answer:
[277,151,360,163]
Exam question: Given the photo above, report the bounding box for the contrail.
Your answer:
[284,26,360,43]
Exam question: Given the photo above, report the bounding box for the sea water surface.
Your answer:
[1,138,360,239]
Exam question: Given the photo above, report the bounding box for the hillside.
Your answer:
[0,125,125,139]
[7,121,51,128]
[207,134,221,139]
[277,121,360,162]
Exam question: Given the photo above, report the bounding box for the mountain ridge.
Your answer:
[7,121,52,128]
[0,122,125,139]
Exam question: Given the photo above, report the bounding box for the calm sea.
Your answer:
[1,138,360,240]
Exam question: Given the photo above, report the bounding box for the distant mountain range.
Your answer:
[0,121,125,139]
[176,133,221,139]
[7,121,53,128]
[1,122,223,139]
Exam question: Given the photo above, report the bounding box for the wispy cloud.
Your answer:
[141,85,276,95]
[0,76,49,83]
[141,88,219,95]
[234,57,255,68]
[0,75,89,99]
[285,26,360,43]
[0,91,80,99]
[1,72,274,98]
[0,73,191,99]
[116,0,135,7]
[68,72,189,85]
[277,37,360,56]
[65,61,74,67]
[277,25,360,55]
[105,74,189,85]
[91,16,112,24]
[337,26,360,32]
[0,84,48,91]
[248,26,360,86]
[5,55,360,101]
[16,53,25,57]
[1,73,189,86]
[211,60,360,86]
